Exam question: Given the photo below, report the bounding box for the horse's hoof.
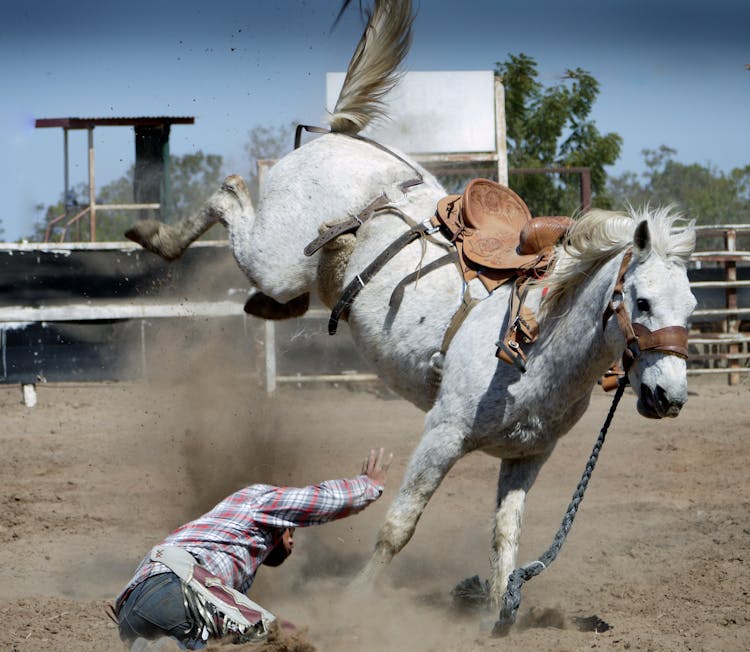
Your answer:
[243,292,310,320]
[125,221,185,261]
[124,219,159,247]
[490,619,513,637]
[451,575,489,614]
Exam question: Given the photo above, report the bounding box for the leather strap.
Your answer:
[439,287,480,355]
[294,124,425,186]
[305,193,390,256]
[495,277,538,372]
[632,323,689,358]
[329,220,438,334]
[296,124,426,256]
[304,178,423,256]
[294,124,330,149]
[602,249,633,330]
[105,603,119,624]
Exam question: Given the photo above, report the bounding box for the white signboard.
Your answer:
[326,70,496,154]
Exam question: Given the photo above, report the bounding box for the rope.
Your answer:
[491,379,627,637]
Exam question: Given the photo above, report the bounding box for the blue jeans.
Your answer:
[117,572,205,650]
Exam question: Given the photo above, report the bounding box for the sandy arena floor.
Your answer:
[1,345,748,651]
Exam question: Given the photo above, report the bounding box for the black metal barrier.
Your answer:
[0,242,252,384]
[1,242,745,386]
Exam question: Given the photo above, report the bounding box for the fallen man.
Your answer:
[112,448,393,650]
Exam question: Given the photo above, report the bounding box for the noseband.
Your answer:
[494,247,691,635]
[603,248,689,373]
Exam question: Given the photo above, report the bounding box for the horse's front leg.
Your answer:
[489,453,551,610]
[356,423,469,586]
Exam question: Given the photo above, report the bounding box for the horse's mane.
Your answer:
[538,206,695,319]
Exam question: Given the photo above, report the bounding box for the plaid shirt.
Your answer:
[117,475,382,603]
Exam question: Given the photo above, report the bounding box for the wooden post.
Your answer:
[256,159,278,395]
[494,77,508,186]
[63,128,70,220]
[22,384,37,408]
[140,319,148,378]
[725,228,739,385]
[264,321,277,394]
[87,128,96,242]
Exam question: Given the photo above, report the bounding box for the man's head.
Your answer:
[262,528,294,567]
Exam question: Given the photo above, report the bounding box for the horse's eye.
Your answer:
[636,298,651,313]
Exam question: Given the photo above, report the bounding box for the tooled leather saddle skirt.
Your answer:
[434,178,573,293]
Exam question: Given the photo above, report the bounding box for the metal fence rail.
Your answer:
[687,225,750,384]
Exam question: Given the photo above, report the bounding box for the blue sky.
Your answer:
[1,0,748,241]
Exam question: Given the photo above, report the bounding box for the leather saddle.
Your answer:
[435,178,573,292]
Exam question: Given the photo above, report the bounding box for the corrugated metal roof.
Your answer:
[35,116,195,129]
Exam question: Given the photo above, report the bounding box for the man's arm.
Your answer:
[253,448,393,529]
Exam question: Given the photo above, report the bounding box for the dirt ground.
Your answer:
[1,338,748,651]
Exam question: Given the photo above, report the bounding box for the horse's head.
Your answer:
[621,215,697,419]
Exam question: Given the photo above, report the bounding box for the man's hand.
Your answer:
[361,447,393,487]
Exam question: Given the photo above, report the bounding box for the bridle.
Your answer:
[493,246,691,636]
[602,248,689,374]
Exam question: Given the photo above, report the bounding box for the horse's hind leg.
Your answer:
[125,175,251,261]
[127,174,311,319]
[488,454,550,610]
[243,291,310,320]
[356,423,469,585]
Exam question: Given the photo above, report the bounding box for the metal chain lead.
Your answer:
[492,379,627,637]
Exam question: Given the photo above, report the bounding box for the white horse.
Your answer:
[126,0,697,630]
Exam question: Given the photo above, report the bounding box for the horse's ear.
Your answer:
[633,220,652,257]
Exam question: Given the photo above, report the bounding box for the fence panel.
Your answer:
[688,225,750,385]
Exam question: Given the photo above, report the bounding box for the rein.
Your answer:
[492,379,626,636]
[491,247,689,636]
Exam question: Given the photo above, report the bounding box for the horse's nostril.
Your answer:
[655,384,683,414]
[655,385,669,412]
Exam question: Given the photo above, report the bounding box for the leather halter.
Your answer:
[603,248,689,373]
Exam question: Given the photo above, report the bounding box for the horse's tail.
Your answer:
[328,0,414,135]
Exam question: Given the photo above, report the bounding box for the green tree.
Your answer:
[243,122,296,201]
[31,151,226,242]
[608,145,750,226]
[166,151,225,224]
[496,53,622,216]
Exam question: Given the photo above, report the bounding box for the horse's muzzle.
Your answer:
[638,383,684,419]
